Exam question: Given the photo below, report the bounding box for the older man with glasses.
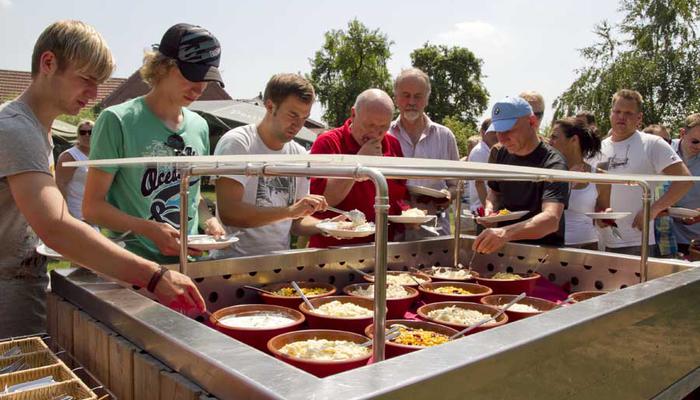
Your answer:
[670,113,700,255]
[83,23,225,263]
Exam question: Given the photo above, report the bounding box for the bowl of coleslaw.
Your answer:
[418,282,492,304]
[343,283,419,319]
[416,301,507,333]
[480,294,557,322]
[299,296,374,334]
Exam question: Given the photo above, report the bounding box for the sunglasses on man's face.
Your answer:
[78,128,92,136]
[165,134,185,155]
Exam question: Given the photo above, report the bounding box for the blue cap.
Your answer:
[487,96,533,133]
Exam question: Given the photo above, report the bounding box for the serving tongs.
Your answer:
[450,292,526,340]
[326,206,366,225]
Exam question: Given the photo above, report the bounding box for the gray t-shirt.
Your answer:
[0,101,53,270]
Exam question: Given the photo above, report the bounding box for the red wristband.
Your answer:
[147,265,168,293]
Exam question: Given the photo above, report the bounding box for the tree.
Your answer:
[410,43,489,128]
[308,19,393,127]
[554,0,700,135]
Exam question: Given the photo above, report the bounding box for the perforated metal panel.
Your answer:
[174,236,688,312]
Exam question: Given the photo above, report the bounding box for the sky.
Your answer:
[0,0,622,125]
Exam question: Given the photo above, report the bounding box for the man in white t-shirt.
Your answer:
[213,74,328,257]
[598,89,691,255]
[467,117,496,213]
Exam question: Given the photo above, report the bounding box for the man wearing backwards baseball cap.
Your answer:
[472,96,569,254]
[84,23,225,264]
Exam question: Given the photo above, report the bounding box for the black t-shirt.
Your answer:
[487,142,570,246]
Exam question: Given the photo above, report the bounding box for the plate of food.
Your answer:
[388,208,435,224]
[667,207,700,219]
[187,234,240,251]
[583,212,632,220]
[316,221,376,238]
[406,185,449,199]
[475,209,529,224]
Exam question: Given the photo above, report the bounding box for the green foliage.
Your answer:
[308,19,393,127]
[410,43,489,128]
[442,115,477,158]
[554,0,700,135]
[56,107,98,126]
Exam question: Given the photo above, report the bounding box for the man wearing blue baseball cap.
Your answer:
[472,96,570,253]
[84,23,225,263]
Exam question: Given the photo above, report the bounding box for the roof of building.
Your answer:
[0,69,127,108]
[97,70,232,110]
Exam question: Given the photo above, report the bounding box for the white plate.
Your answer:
[584,212,632,220]
[316,221,376,238]
[476,210,529,224]
[187,234,240,251]
[37,240,126,260]
[668,207,700,218]
[406,185,449,198]
[388,215,435,224]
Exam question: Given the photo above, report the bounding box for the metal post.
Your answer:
[361,167,389,363]
[638,181,652,282]
[179,168,190,274]
[453,180,464,267]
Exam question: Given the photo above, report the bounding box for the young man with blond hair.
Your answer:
[0,21,205,337]
[518,91,546,129]
[84,23,225,264]
[213,73,328,257]
[599,89,691,255]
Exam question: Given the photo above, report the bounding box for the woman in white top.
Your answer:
[56,119,93,220]
[549,117,610,249]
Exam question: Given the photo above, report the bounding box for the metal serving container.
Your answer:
[51,236,700,400]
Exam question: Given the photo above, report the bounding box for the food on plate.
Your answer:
[491,272,523,280]
[428,267,472,279]
[427,306,490,325]
[431,286,473,295]
[272,287,329,297]
[389,326,450,347]
[217,313,296,329]
[401,208,427,217]
[503,303,540,313]
[279,339,370,360]
[315,300,373,318]
[333,221,375,232]
[385,273,429,286]
[349,284,409,299]
[496,209,511,216]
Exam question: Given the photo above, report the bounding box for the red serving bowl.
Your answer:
[210,304,305,352]
[419,267,480,282]
[363,271,432,287]
[474,272,540,295]
[418,282,492,304]
[568,290,608,303]
[267,329,371,377]
[364,319,458,359]
[480,294,557,322]
[417,301,507,334]
[299,296,374,334]
[342,283,419,319]
[259,282,336,309]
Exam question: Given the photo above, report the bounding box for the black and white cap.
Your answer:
[157,23,224,87]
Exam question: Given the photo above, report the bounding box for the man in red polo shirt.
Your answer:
[309,88,409,247]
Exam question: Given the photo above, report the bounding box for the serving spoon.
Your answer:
[326,206,366,225]
[450,292,526,340]
[291,281,316,311]
[242,285,277,296]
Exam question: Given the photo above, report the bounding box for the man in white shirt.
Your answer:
[467,117,496,213]
[598,89,691,255]
[389,68,460,237]
[213,74,327,257]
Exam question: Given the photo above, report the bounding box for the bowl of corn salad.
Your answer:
[417,301,507,333]
[299,296,375,334]
[418,282,492,304]
[268,329,371,377]
[474,272,540,295]
[480,294,557,322]
[260,281,336,309]
[342,283,419,319]
[364,320,458,358]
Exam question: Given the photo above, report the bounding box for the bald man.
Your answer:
[309,89,409,248]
